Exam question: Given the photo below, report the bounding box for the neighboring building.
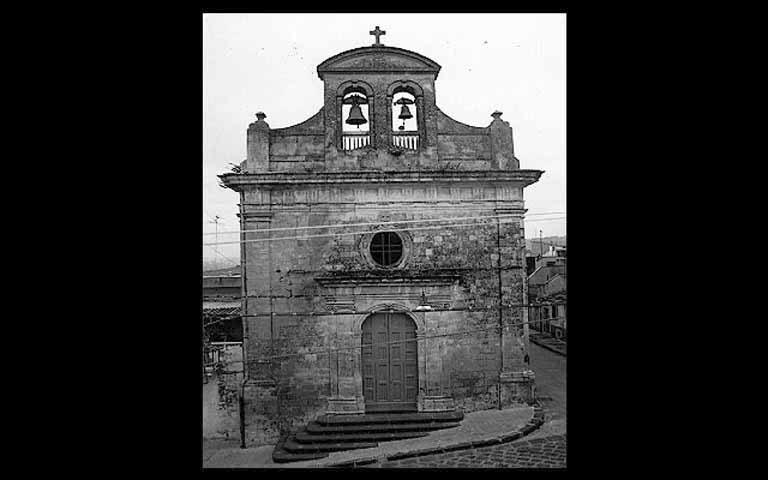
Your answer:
[530,290,566,340]
[525,251,538,277]
[537,244,566,268]
[220,32,543,446]
[527,245,566,299]
[543,272,566,298]
[203,268,242,342]
[527,245,566,339]
[527,264,566,300]
[202,266,245,440]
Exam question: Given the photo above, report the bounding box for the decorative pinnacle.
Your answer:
[491,111,503,119]
[256,112,267,121]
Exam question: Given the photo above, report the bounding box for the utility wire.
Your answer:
[201,303,565,328]
[203,315,562,354]
[203,217,514,246]
[203,243,239,266]
[230,317,563,363]
[202,211,567,236]
[203,217,565,246]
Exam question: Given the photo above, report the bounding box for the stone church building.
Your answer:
[220,29,543,446]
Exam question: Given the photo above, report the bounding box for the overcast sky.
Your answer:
[203,13,566,266]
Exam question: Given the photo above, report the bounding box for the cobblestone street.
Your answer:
[359,340,567,468]
[202,335,567,469]
[368,434,566,468]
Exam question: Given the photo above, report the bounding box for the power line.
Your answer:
[203,218,517,246]
[201,303,564,328]
[231,317,563,363]
[202,212,567,236]
[237,303,560,317]
[203,314,562,358]
[203,216,566,246]
[202,307,566,361]
[203,244,239,266]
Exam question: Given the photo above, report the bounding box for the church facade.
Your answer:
[220,30,543,446]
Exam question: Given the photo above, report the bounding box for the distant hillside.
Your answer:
[525,236,566,256]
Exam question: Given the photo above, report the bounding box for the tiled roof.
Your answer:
[537,290,567,304]
[202,300,241,316]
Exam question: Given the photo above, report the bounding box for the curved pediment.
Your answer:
[317,46,441,79]
[436,107,490,134]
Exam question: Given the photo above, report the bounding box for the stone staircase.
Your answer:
[272,411,464,463]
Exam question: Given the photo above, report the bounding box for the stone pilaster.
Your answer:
[240,210,279,445]
[327,329,365,414]
[494,206,533,406]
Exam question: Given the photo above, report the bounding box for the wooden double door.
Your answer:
[361,312,418,412]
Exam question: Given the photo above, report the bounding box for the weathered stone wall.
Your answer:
[323,73,439,164]
[268,109,326,172]
[435,107,493,170]
[255,73,517,174]
[269,135,325,167]
[237,181,532,445]
[202,345,243,440]
[227,44,539,447]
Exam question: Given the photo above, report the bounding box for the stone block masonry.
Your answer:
[220,39,542,447]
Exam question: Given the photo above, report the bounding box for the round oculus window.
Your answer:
[370,231,403,267]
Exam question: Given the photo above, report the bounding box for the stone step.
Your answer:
[293,429,429,444]
[272,411,466,463]
[272,437,331,463]
[306,420,461,434]
[314,411,463,426]
[282,438,379,453]
[271,448,328,463]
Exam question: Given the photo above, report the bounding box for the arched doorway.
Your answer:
[361,312,418,412]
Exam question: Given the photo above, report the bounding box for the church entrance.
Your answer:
[361,312,418,412]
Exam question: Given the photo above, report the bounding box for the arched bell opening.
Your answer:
[392,91,417,133]
[339,85,372,151]
[387,82,423,151]
[360,311,419,412]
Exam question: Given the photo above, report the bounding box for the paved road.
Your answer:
[203,342,568,469]
[530,341,566,421]
[363,341,567,468]
[370,434,566,468]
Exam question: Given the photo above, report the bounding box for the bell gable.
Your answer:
[233,30,527,172]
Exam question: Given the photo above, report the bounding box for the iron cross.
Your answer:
[370,26,386,45]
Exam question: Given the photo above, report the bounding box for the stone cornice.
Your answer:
[317,46,441,80]
[315,271,462,288]
[219,170,543,191]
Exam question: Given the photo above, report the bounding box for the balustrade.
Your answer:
[392,132,419,150]
[342,132,370,151]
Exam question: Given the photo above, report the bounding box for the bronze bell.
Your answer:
[345,96,367,127]
[398,104,413,120]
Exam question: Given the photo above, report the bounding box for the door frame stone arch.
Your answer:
[354,305,425,412]
[353,303,424,332]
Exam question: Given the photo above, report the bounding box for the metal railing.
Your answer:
[392,132,419,150]
[342,132,370,151]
